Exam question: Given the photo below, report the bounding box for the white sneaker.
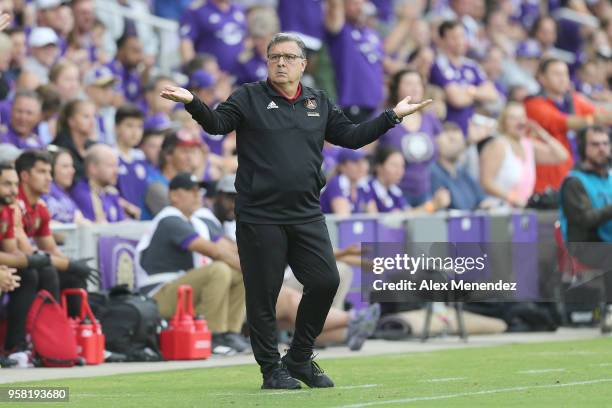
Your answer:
[7,351,33,368]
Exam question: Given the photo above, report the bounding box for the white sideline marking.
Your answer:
[211,384,379,397]
[518,368,566,374]
[334,378,612,408]
[420,377,466,383]
[530,351,597,356]
[594,363,612,367]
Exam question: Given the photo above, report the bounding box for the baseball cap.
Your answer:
[144,113,175,134]
[36,0,64,10]
[83,66,117,87]
[515,40,542,59]
[188,70,215,90]
[216,173,237,194]
[169,172,204,191]
[337,148,366,163]
[29,27,59,48]
[161,129,202,151]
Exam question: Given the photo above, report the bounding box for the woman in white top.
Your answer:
[480,102,569,207]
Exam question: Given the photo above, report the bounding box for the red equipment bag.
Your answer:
[160,285,211,360]
[26,290,78,367]
[61,288,105,365]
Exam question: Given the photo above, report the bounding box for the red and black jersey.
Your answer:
[17,185,51,238]
[0,205,14,241]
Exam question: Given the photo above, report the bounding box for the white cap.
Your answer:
[217,174,237,194]
[36,0,63,10]
[29,27,59,48]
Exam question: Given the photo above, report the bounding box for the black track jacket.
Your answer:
[185,80,397,224]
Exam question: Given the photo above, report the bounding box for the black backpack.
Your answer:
[89,285,163,361]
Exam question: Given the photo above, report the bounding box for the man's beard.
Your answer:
[0,195,13,205]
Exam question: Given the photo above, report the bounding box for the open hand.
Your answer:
[393,96,433,119]
[160,86,194,104]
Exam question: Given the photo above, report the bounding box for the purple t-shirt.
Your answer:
[378,112,441,197]
[70,179,126,223]
[106,59,142,104]
[0,125,44,149]
[179,1,246,75]
[322,144,342,177]
[320,174,374,214]
[117,149,149,208]
[201,131,226,156]
[42,182,79,224]
[278,0,324,49]
[510,0,540,29]
[369,177,407,213]
[325,22,384,109]
[430,54,486,135]
[236,52,267,85]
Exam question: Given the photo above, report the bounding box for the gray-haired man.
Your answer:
[160,32,432,389]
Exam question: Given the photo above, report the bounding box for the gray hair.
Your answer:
[266,32,307,58]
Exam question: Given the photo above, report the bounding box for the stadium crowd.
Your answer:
[0,0,611,365]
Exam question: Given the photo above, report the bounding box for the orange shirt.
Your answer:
[524,93,596,193]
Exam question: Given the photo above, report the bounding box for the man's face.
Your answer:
[40,5,64,33]
[442,25,467,57]
[536,18,556,48]
[11,96,41,137]
[72,0,95,33]
[22,161,52,196]
[267,41,306,86]
[345,0,365,23]
[171,146,196,173]
[116,117,144,148]
[540,61,571,96]
[92,152,119,186]
[437,129,466,161]
[32,44,59,67]
[0,169,19,205]
[585,130,611,168]
[86,84,115,107]
[214,192,236,221]
[120,37,144,69]
[172,187,201,215]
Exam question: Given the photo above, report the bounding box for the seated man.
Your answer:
[136,172,247,354]
[559,126,612,333]
[6,151,96,352]
[430,123,496,210]
[71,144,126,223]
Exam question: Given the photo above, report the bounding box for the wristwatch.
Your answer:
[385,109,402,125]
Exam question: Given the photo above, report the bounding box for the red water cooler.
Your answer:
[160,285,212,360]
[61,288,105,365]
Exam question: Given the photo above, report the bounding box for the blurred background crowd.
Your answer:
[0,0,610,223]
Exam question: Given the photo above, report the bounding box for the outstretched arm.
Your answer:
[160,86,244,135]
[325,96,433,149]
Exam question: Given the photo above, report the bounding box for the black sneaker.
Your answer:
[261,364,301,390]
[281,353,334,388]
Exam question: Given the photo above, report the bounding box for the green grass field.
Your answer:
[5,338,612,407]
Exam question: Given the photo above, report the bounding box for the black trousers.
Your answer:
[236,219,340,375]
[5,266,85,351]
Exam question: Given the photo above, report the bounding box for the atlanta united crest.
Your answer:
[304,98,317,110]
